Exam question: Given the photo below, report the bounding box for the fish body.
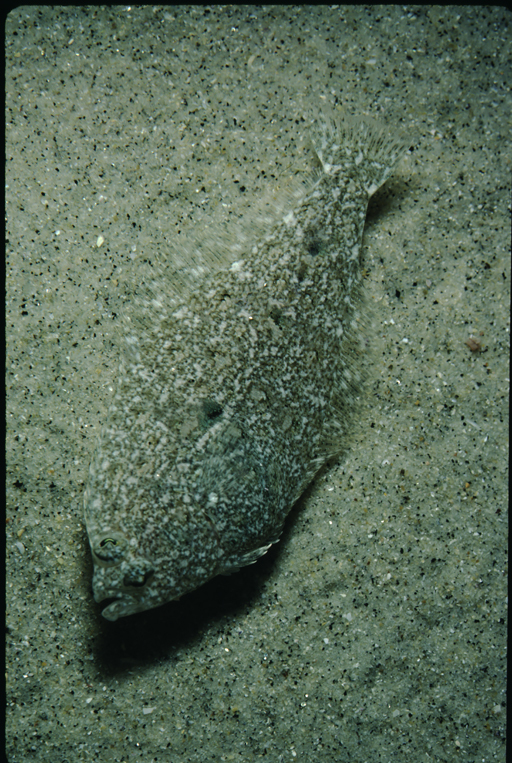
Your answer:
[84,115,406,620]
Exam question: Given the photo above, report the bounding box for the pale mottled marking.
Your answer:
[84,114,407,620]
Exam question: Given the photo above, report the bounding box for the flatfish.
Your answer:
[84,114,407,620]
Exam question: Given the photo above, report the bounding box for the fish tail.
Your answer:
[310,112,409,196]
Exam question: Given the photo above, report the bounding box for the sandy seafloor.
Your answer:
[5,6,509,762]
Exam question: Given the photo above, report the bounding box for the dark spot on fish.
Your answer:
[304,229,322,257]
[307,238,321,256]
[297,261,308,282]
[269,307,282,325]
[199,399,224,429]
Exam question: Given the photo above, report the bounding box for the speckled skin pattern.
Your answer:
[84,116,406,620]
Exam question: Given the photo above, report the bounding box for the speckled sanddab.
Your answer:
[84,113,407,620]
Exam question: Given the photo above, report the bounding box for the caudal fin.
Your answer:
[310,112,409,196]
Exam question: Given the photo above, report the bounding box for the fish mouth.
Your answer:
[101,594,138,622]
[95,592,138,622]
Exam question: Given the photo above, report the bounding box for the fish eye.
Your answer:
[93,533,127,564]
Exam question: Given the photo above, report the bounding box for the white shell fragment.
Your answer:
[84,114,407,620]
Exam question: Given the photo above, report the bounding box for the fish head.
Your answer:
[85,498,223,621]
